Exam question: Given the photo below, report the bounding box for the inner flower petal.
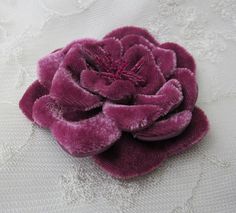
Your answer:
[37,39,97,90]
[123,44,165,95]
[97,38,122,60]
[135,79,183,116]
[61,44,88,81]
[134,110,192,141]
[103,102,163,132]
[50,67,103,110]
[80,69,136,101]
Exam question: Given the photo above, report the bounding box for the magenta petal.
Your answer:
[62,107,101,122]
[82,42,105,58]
[50,67,102,110]
[33,95,102,128]
[104,26,159,45]
[94,133,166,179]
[134,110,192,141]
[135,79,183,115]
[80,69,107,92]
[80,70,136,101]
[62,39,97,54]
[164,107,209,157]
[173,68,198,111]
[103,102,163,132]
[51,113,121,157]
[19,80,48,121]
[37,39,97,89]
[37,50,64,89]
[98,38,122,60]
[152,47,177,79]
[61,44,87,80]
[32,95,60,128]
[160,42,196,74]
[120,34,154,52]
[123,44,165,95]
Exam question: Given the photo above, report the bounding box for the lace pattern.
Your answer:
[59,159,164,212]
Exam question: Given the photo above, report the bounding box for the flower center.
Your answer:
[84,46,145,86]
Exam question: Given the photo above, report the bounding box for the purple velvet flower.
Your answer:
[19,26,209,179]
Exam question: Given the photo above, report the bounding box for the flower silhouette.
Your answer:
[19,26,209,179]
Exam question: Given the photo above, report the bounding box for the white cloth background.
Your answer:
[0,0,236,212]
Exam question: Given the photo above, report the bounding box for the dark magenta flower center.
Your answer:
[84,46,146,86]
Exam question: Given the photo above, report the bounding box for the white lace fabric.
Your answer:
[0,0,236,212]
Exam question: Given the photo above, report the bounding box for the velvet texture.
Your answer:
[19,26,209,179]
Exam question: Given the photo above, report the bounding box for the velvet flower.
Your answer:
[19,26,209,179]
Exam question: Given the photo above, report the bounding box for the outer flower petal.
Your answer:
[164,107,209,157]
[120,34,154,52]
[152,47,177,79]
[135,79,183,115]
[80,70,136,101]
[62,38,97,53]
[160,42,196,74]
[123,44,165,95]
[103,102,163,132]
[93,133,166,179]
[33,95,102,128]
[32,95,60,128]
[51,113,121,157]
[134,110,192,141]
[173,68,198,111]
[50,67,102,110]
[104,26,159,45]
[19,80,48,121]
[37,50,64,89]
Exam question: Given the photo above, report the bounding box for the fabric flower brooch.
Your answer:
[19,26,209,179]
